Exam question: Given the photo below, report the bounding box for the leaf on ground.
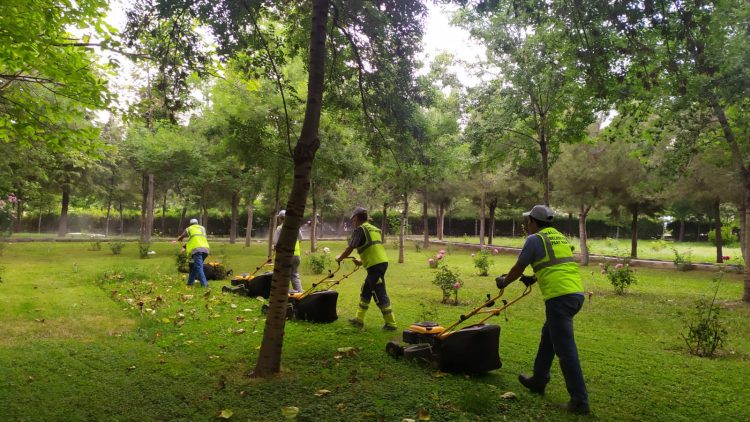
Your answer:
[161,318,171,323]
[127,365,136,371]
[431,371,448,378]
[208,355,220,360]
[235,328,246,335]
[216,409,233,419]
[236,316,245,323]
[336,403,346,412]
[500,391,516,400]
[314,389,331,397]
[281,406,299,419]
[34,318,45,323]
[239,391,246,397]
[402,419,416,422]
[230,303,238,309]
[417,408,431,420]
[335,347,359,358]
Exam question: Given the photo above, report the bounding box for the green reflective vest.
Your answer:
[276,225,301,256]
[530,227,583,300]
[185,224,210,256]
[356,222,388,269]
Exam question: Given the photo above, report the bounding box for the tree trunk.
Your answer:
[422,193,429,249]
[678,220,685,242]
[381,203,388,243]
[311,189,318,252]
[578,204,589,266]
[478,189,486,247]
[253,0,328,378]
[14,198,22,233]
[118,200,124,235]
[739,203,746,257]
[178,206,187,235]
[161,193,167,236]
[540,129,550,206]
[245,203,254,247]
[488,201,497,245]
[142,173,154,242]
[437,203,445,240]
[105,196,112,237]
[744,192,750,302]
[713,200,723,264]
[230,191,239,244]
[630,204,638,258]
[37,209,42,234]
[399,192,408,264]
[57,185,70,238]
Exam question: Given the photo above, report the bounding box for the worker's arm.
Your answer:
[498,261,527,288]
[336,246,355,263]
[176,231,186,242]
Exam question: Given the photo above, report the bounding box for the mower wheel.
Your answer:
[385,341,404,358]
[403,343,433,363]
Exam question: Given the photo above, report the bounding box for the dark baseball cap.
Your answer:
[523,205,554,222]
[350,206,367,219]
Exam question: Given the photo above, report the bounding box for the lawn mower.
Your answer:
[259,257,361,322]
[222,255,274,297]
[385,274,536,375]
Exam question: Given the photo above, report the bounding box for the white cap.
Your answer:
[189,218,199,225]
[277,210,286,218]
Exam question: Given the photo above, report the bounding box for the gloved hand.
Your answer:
[495,274,510,289]
[520,274,537,287]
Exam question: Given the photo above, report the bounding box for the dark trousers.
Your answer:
[360,262,390,307]
[533,293,588,406]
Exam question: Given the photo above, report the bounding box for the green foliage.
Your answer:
[708,226,738,247]
[650,239,669,252]
[414,242,421,253]
[601,260,637,295]
[88,241,102,251]
[307,252,332,275]
[138,242,150,259]
[473,248,493,276]
[176,248,189,273]
[417,301,438,322]
[432,264,462,304]
[387,214,410,236]
[682,273,729,358]
[673,248,694,271]
[109,242,125,255]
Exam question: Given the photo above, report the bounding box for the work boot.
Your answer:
[381,324,397,332]
[518,374,546,395]
[348,318,364,328]
[559,401,591,416]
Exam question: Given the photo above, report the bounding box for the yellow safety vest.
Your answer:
[185,224,210,256]
[530,227,583,300]
[357,222,388,269]
[276,225,301,256]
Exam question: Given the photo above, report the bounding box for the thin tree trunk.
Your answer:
[253,0,329,378]
[478,189,486,247]
[58,185,70,238]
[161,193,167,236]
[37,208,42,234]
[422,193,429,249]
[578,204,590,266]
[381,203,387,243]
[437,203,444,240]
[630,204,638,258]
[399,192,408,264]
[678,220,685,242]
[118,200,124,235]
[230,191,239,244]
[178,206,187,235]
[105,196,112,237]
[311,189,318,252]
[712,200,722,263]
[14,198,22,233]
[268,176,282,257]
[540,129,550,206]
[744,192,750,302]
[245,203,254,247]
[488,201,496,245]
[142,173,154,242]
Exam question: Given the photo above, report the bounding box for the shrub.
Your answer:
[601,259,637,295]
[307,252,332,275]
[88,241,102,251]
[428,249,447,268]
[473,248,493,276]
[109,242,125,255]
[138,241,150,259]
[176,248,189,273]
[708,225,738,247]
[650,239,669,252]
[432,264,462,305]
[672,248,694,271]
[682,272,729,357]
[414,242,422,253]
[0,193,16,236]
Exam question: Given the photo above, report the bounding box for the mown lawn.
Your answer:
[0,240,748,421]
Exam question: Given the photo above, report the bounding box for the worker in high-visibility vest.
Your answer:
[272,209,303,293]
[177,218,210,288]
[496,205,589,415]
[336,206,396,331]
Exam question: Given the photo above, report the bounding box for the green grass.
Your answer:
[0,241,748,421]
[438,235,744,265]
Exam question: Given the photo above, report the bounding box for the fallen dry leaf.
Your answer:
[431,371,448,378]
[235,328,246,335]
[500,391,517,400]
[281,406,299,419]
[216,409,233,419]
[314,389,331,397]
[417,408,431,421]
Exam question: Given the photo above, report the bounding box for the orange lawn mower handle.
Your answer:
[298,257,361,300]
[250,254,274,276]
[437,282,533,340]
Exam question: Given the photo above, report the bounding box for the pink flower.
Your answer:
[428,258,435,264]
[453,282,461,290]
[437,254,443,260]
[439,249,446,255]
[7,194,17,203]
[615,263,623,269]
